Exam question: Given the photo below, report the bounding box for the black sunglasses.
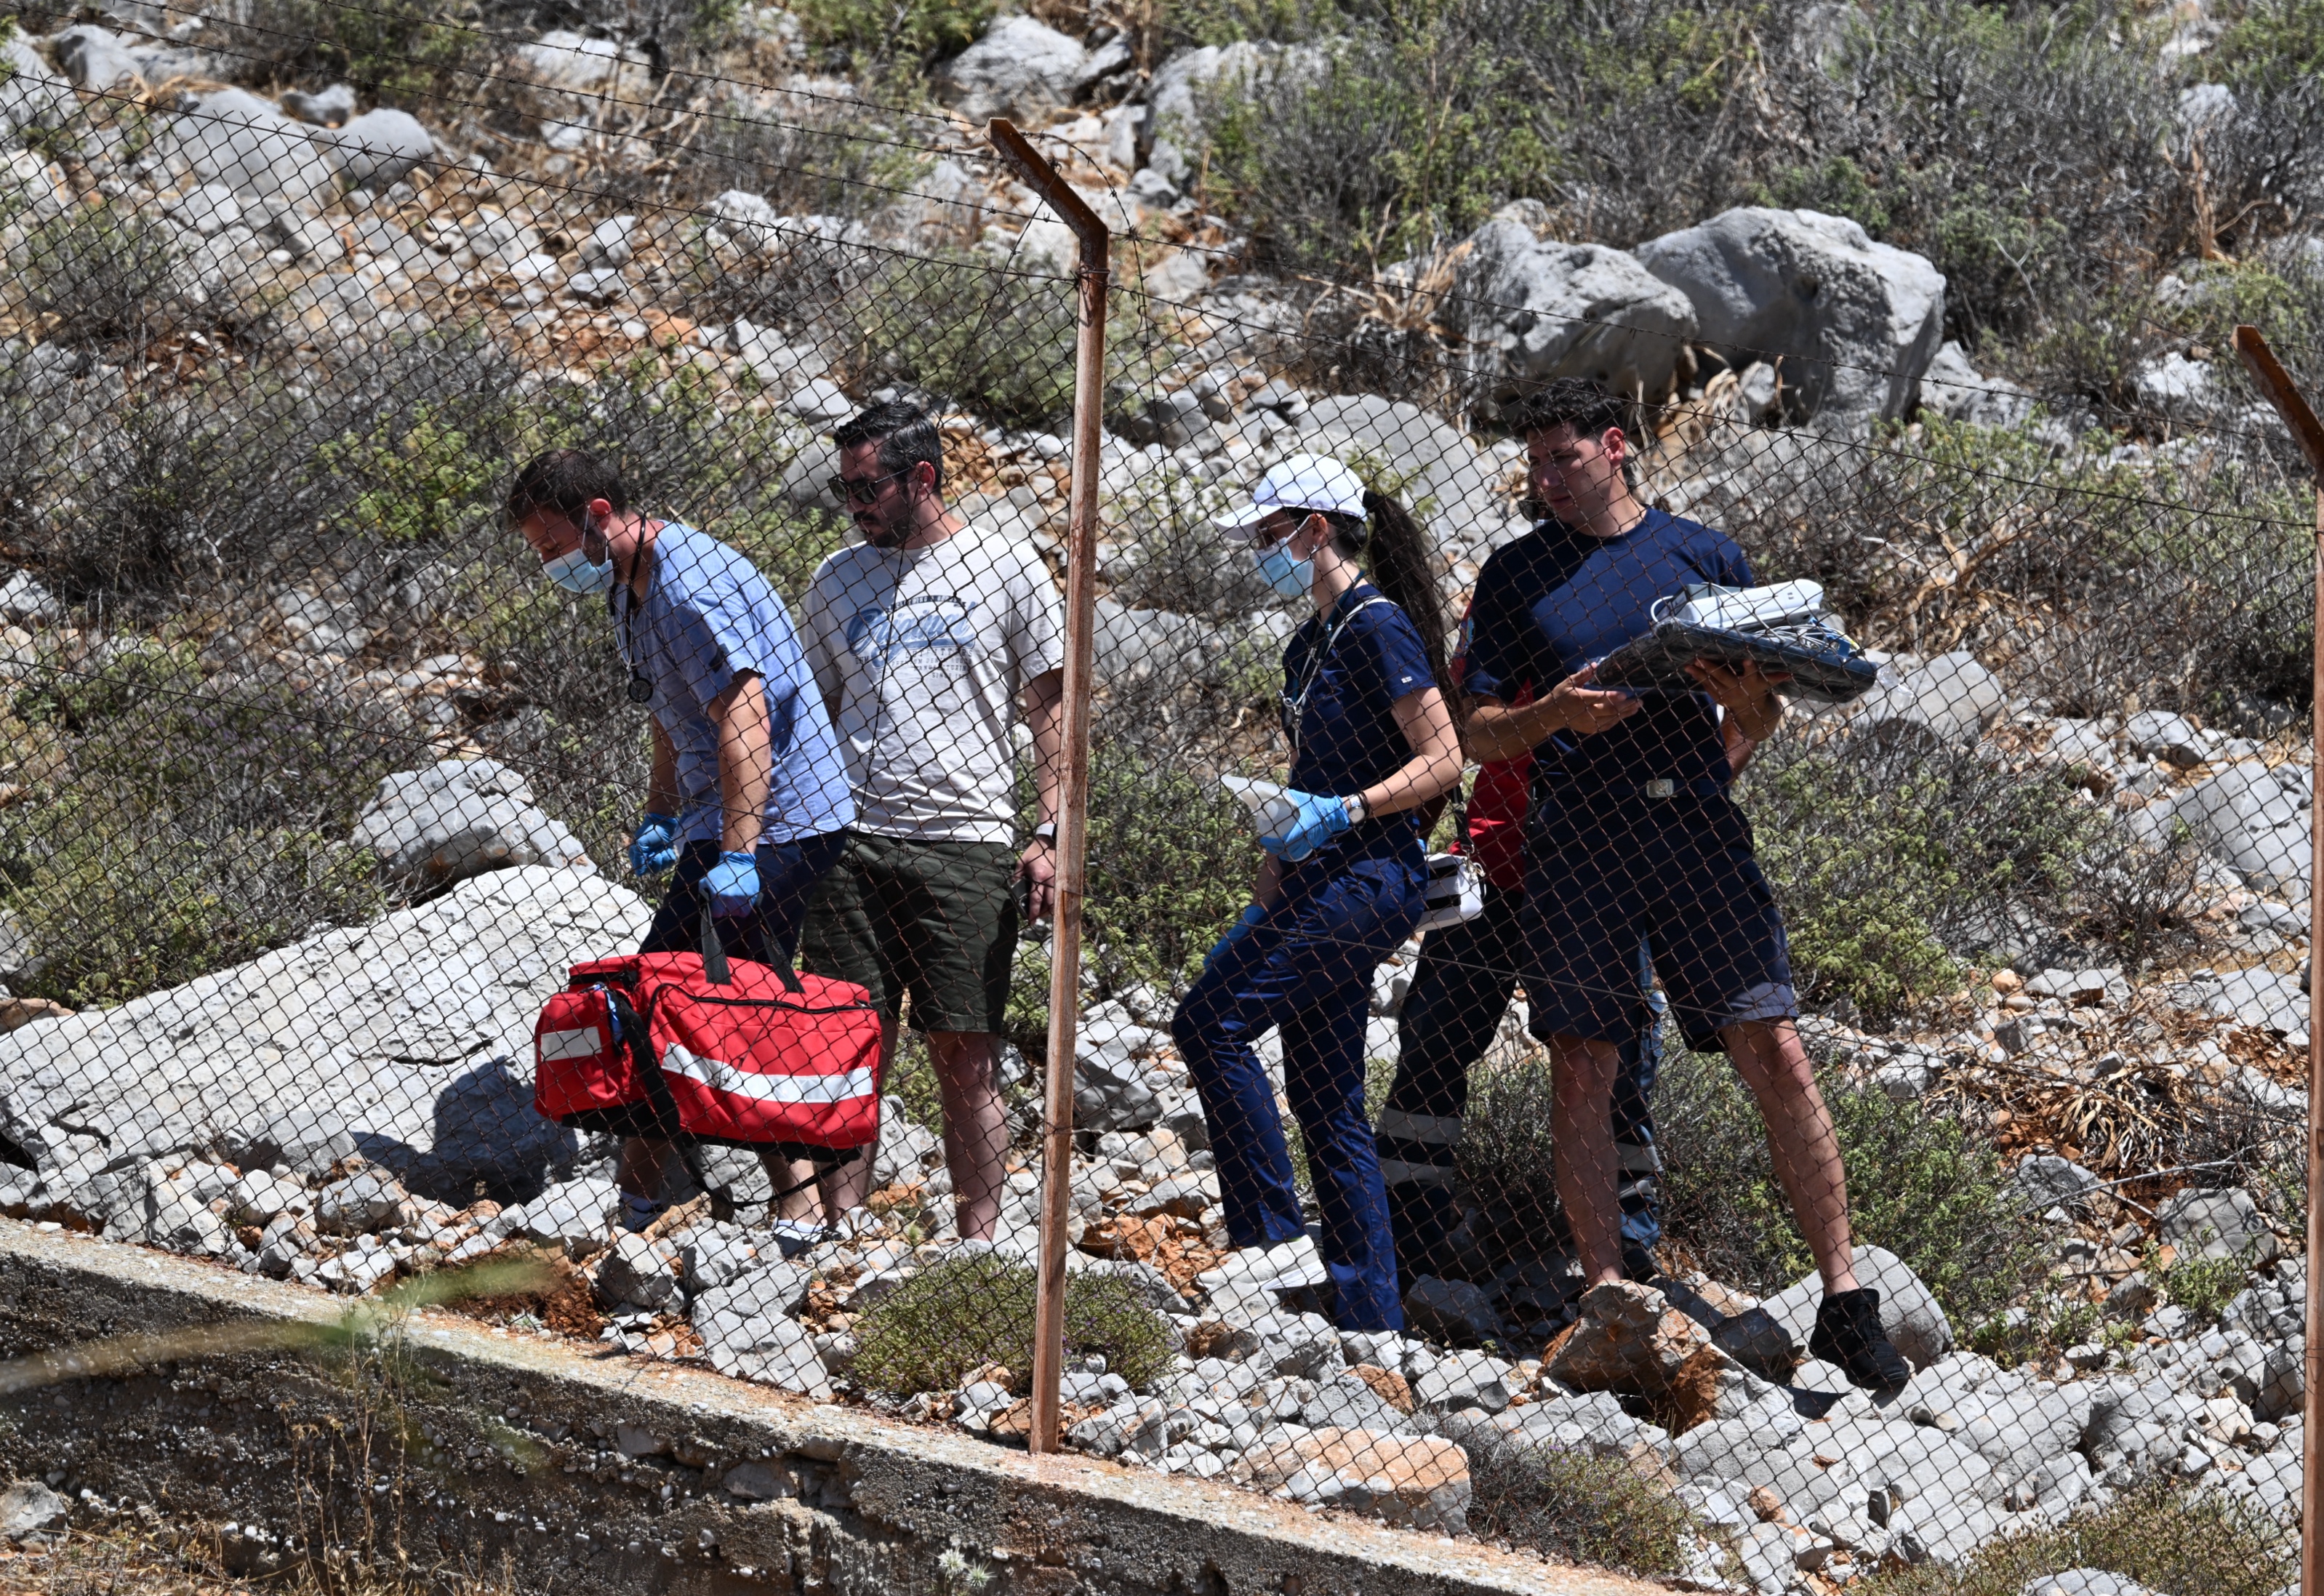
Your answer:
[833,468,910,505]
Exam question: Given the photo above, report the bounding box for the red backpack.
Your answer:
[533,927,883,1160]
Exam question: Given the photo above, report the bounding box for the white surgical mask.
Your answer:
[542,546,616,595]
[1256,542,1313,600]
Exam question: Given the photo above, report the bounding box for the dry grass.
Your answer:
[0,1524,516,1596]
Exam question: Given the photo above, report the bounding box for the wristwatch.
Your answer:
[1342,794,1366,825]
[1031,822,1057,844]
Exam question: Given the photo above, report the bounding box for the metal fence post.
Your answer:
[989,118,1109,1455]
[2232,324,2324,1596]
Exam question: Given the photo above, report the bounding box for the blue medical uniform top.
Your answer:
[1282,581,1433,864]
[614,521,857,846]
[1463,510,1753,799]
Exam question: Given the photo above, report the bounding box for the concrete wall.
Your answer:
[0,1222,1655,1596]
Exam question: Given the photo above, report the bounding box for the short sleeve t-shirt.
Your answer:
[1464,509,1754,798]
[614,522,857,846]
[799,522,1066,843]
[1282,582,1434,863]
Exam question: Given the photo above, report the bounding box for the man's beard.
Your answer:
[857,505,912,548]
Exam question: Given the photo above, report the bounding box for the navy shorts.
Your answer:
[1520,792,1797,1052]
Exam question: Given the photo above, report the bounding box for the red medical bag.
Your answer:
[532,933,882,1155]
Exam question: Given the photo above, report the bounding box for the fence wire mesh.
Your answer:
[0,22,2317,1596]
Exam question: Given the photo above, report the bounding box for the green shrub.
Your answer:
[1198,15,1549,274]
[2160,1247,2252,1323]
[213,0,492,110]
[1742,739,2091,1022]
[843,253,1080,428]
[1456,1438,1695,1576]
[849,1252,1177,1397]
[14,204,181,344]
[1656,1049,2042,1327]
[1,662,406,1006]
[790,0,993,76]
[1859,1480,2290,1596]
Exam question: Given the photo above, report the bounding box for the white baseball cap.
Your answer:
[1212,453,1368,542]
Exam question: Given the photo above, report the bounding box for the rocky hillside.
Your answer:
[1,0,2323,1588]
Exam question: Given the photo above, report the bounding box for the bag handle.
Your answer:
[698,905,806,993]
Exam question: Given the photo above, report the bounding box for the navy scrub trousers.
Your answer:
[1379,882,1665,1276]
[1171,850,1426,1332]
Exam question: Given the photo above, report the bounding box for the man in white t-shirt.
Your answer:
[797,400,1065,1240]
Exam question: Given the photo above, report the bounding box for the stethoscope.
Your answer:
[595,507,657,705]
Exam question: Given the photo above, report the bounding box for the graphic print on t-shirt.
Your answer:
[844,595,982,663]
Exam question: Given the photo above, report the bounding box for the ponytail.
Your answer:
[1323,490,1455,708]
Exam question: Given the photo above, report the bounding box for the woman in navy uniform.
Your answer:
[1171,455,1462,1332]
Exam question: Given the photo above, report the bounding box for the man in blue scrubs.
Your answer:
[508,449,857,1240]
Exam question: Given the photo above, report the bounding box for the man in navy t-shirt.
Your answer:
[1462,380,1908,1390]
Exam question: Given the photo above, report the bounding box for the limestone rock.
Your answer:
[935,15,1091,123]
[1762,1246,1952,1371]
[2158,1187,2280,1267]
[1636,206,1946,424]
[503,1177,618,1257]
[513,30,648,94]
[2177,763,2312,906]
[353,759,593,889]
[52,25,143,91]
[312,1168,409,1234]
[1445,207,1698,404]
[1547,1280,1716,1395]
[0,36,73,138]
[0,869,646,1208]
[1851,650,2006,748]
[695,1277,831,1397]
[1236,1426,1471,1534]
[1140,41,1320,186]
[280,84,357,127]
[161,89,334,222]
[0,1479,68,1544]
[1919,340,2033,428]
[597,1231,679,1309]
[315,109,433,191]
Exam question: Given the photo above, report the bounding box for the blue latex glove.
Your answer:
[702,851,759,917]
[1259,790,1352,862]
[628,812,679,878]
[1203,902,1267,970]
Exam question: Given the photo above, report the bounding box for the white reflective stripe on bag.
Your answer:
[1414,850,1483,933]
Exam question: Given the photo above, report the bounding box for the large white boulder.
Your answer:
[1140,41,1322,187]
[51,25,143,91]
[1635,206,1947,424]
[0,867,652,1207]
[513,29,649,94]
[2177,761,2312,904]
[313,108,433,191]
[1446,206,1698,403]
[159,88,334,222]
[0,34,73,138]
[935,15,1090,123]
[351,758,593,890]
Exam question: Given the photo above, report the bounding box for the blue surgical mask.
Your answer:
[542,547,616,595]
[1256,543,1312,599]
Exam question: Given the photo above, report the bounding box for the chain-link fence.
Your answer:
[0,21,2317,1594]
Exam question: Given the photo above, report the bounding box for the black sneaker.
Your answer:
[1809,1287,1910,1391]
[1621,1243,1661,1284]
